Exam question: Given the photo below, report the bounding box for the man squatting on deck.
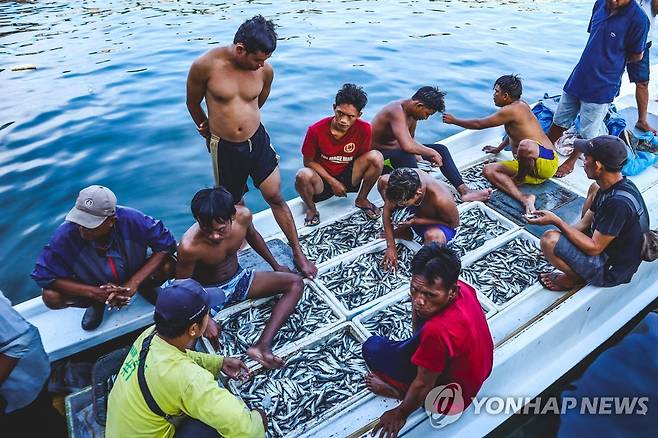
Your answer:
[295,83,384,226]
[547,0,649,177]
[443,75,558,213]
[186,15,317,279]
[31,185,176,331]
[176,187,304,369]
[364,244,494,438]
[528,135,649,291]
[106,279,267,438]
[379,168,460,271]
[370,86,492,202]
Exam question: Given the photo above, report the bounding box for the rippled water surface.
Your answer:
[1,0,595,303]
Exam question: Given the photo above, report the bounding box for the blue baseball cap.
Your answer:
[155,279,210,323]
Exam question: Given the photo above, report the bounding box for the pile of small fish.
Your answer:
[362,298,413,341]
[449,207,510,256]
[234,328,367,437]
[460,160,495,192]
[299,210,382,264]
[391,207,414,227]
[461,237,552,305]
[320,245,414,311]
[216,286,340,357]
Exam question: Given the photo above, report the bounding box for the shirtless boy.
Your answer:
[186,15,316,278]
[443,75,558,213]
[176,187,304,369]
[371,86,491,202]
[379,168,460,270]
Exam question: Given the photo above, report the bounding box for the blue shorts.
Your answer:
[627,42,651,84]
[362,331,423,393]
[202,266,254,316]
[411,223,457,243]
[553,92,609,140]
[554,234,610,287]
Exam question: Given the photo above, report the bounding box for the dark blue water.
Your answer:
[1,0,594,304]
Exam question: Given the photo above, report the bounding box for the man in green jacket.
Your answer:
[106,279,266,437]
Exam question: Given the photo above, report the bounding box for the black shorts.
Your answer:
[313,161,360,202]
[214,124,279,203]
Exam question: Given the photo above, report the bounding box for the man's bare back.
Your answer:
[187,46,273,142]
[503,100,553,150]
[412,170,459,227]
[177,206,252,285]
[371,100,418,151]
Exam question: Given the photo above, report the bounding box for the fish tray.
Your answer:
[354,286,497,342]
[211,281,345,359]
[298,208,384,265]
[460,230,551,310]
[447,201,519,257]
[314,240,419,318]
[458,158,497,192]
[228,322,371,438]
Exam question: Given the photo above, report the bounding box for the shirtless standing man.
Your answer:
[378,168,460,270]
[176,187,304,369]
[186,15,317,278]
[443,75,557,213]
[371,86,491,202]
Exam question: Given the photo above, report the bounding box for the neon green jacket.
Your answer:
[106,327,264,438]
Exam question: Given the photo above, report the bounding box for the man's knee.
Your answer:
[517,140,537,158]
[541,230,561,254]
[295,168,315,186]
[636,81,649,90]
[286,274,304,297]
[424,228,446,245]
[263,191,285,206]
[482,163,497,179]
[365,150,384,170]
[42,289,66,309]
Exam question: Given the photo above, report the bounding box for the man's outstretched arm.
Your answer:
[443,108,510,130]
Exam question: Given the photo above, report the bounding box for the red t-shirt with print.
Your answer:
[301,116,372,177]
[411,280,494,409]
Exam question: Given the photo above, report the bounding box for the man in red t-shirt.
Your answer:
[363,244,494,437]
[295,83,384,226]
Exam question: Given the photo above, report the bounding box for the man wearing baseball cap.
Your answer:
[106,279,266,438]
[528,135,649,290]
[31,185,177,330]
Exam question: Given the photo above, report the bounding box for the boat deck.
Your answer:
[17,70,658,437]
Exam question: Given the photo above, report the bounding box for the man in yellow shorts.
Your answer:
[443,74,556,213]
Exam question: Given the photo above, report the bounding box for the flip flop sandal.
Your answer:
[304,212,320,227]
[357,203,381,220]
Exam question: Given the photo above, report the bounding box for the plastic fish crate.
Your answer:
[298,208,384,265]
[447,201,519,256]
[313,240,420,318]
[209,281,345,359]
[460,229,551,310]
[228,322,372,438]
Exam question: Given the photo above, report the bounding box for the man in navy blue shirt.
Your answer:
[31,185,177,330]
[547,0,649,177]
[527,136,648,291]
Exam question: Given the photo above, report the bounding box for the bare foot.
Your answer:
[365,373,402,399]
[635,119,658,135]
[555,161,575,178]
[294,253,317,279]
[521,194,536,214]
[247,345,285,369]
[460,187,493,202]
[538,272,583,292]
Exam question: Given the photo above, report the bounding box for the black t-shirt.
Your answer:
[590,178,645,285]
